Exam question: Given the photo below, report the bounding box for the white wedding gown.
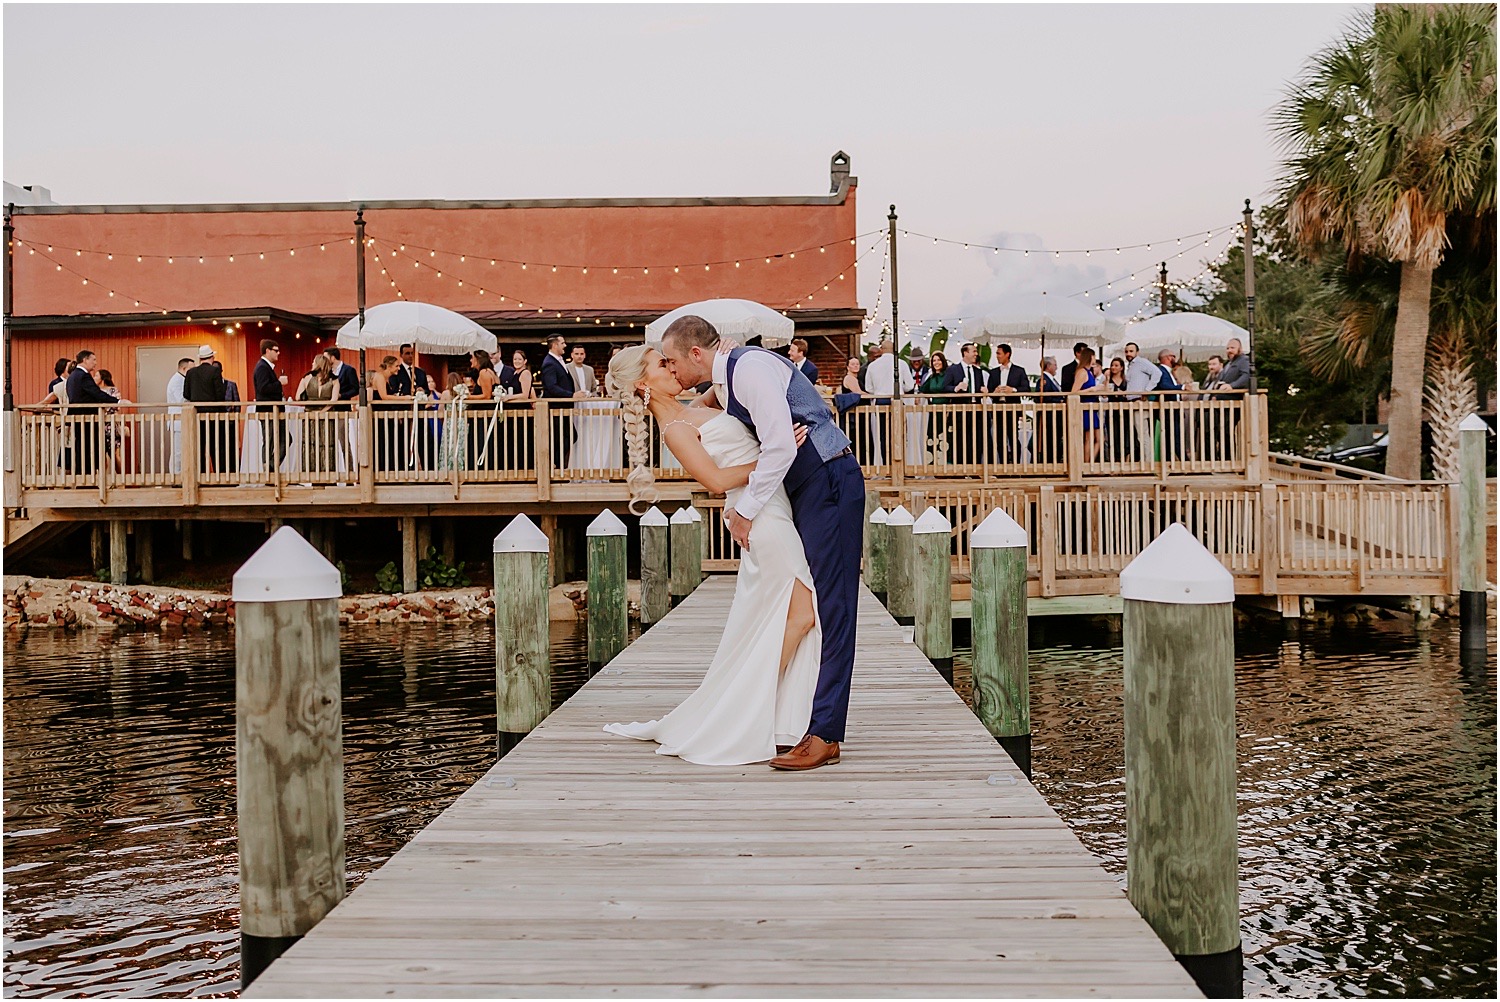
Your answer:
[603,412,822,765]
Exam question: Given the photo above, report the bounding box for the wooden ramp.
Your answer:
[247,578,1200,998]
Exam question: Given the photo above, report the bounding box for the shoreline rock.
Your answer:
[3,576,640,633]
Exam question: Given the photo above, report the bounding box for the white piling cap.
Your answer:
[587,509,628,537]
[687,506,703,522]
[912,508,952,534]
[494,515,549,553]
[869,507,889,525]
[972,508,1027,549]
[233,526,341,603]
[887,505,914,526]
[1460,413,1488,433]
[639,506,669,527]
[1120,523,1234,605]
[669,507,695,525]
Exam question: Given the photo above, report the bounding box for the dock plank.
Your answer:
[246,577,1199,998]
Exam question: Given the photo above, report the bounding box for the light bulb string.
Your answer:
[25,243,171,314]
[1067,232,1239,298]
[785,235,885,310]
[895,222,1239,256]
[364,228,884,274]
[14,235,351,263]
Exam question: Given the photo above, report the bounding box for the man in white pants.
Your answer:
[166,357,193,475]
[1123,341,1162,462]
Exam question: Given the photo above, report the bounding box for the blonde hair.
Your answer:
[609,345,658,514]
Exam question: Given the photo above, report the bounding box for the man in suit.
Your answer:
[789,338,819,384]
[941,342,987,467]
[387,343,434,469]
[1059,342,1089,399]
[1036,355,1065,465]
[64,350,119,474]
[323,346,361,402]
[986,343,1031,464]
[184,345,236,474]
[1221,338,1251,390]
[568,345,599,397]
[540,335,581,470]
[253,340,288,473]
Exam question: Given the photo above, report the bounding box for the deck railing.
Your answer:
[10,391,1262,504]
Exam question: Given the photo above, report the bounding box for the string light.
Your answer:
[896,222,1236,257]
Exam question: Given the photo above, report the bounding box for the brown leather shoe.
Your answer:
[769,735,840,771]
[776,745,793,755]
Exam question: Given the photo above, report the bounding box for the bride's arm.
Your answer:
[663,423,754,494]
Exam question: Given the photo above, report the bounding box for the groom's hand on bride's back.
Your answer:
[793,423,809,448]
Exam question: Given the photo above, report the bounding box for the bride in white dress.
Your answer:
[601,345,822,766]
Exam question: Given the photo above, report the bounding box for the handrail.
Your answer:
[1267,452,1407,483]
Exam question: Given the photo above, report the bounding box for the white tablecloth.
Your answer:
[572,400,623,470]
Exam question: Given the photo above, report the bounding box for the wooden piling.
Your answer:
[1121,524,1241,998]
[912,507,954,682]
[639,506,670,628]
[136,521,154,585]
[886,505,915,627]
[109,520,128,584]
[669,507,699,606]
[688,504,706,582]
[493,516,551,757]
[91,522,105,574]
[866,506,890,605]
[970,507,1031,776]
[587,509,628,671]
[400,515,418,593]
[1459,414,1489,643]
[231,527,344,990]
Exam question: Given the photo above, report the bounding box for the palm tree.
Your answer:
[1272,4,1496,480]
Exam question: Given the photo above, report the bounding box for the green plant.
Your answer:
[374,561,402,595]
[336,560,351,593]
[94,567,111,582]
[417,547,469,589]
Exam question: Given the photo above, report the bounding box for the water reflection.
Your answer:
[954,616,1497,999]
[2,615,1494,998]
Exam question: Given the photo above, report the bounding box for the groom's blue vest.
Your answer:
[723,347,853,494]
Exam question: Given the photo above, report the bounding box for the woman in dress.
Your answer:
[1073,347,1101,462]
[602,345,820,767]
[95,369,129,474]
[919,351,949,395]
[919,351,951,464]
[299,353,339,477]
[841,357,865,396]
[467,349,503,471]
[436,371,469,473]
[368,355,401,471]
[510,349,536,401]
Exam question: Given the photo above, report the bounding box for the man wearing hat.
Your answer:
[184,345,236,473]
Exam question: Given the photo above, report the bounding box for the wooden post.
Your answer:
[232,527,344,989]
[416,518,432,565]
[866,506,890,606]
[886,505,915,627]
[91,522,105,574]
[181,519,194,561]
[669,507,699,605]
[639,506,670,628]
[1121,524,1241,998]
[912,507,954,682]
[688,503,706,581]
[862,488,880,560]
[1459,414,1489,644]
[970,507,1031,776]
[109,520,128,584]
[137,521,154,585]
[181,404,199,505]
[493,516,551,757]
[538,513,562,586]
[401,515,418,593]
[587,509,628,671]
[440,516,456,565]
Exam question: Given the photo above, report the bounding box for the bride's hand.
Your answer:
[793,423,809,448]
[715,338,740,355]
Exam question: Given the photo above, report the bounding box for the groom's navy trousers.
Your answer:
[788,451,865,744]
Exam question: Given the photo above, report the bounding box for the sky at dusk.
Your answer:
[3,2,1361,336]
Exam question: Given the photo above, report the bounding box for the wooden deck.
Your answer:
[245,578,1200,998]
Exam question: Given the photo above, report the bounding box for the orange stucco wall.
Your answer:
[10,199,860,319]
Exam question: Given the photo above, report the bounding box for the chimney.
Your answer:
[829,151,851,193]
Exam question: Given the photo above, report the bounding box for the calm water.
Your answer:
[2,615,1494,998]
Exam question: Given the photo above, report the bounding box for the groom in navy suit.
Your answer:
[660,315,863,771]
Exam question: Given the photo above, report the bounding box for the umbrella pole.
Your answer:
[355,209,368,407]
[1242,200,1257,394]
[888,204,901,402]
[1158,262,1168,315]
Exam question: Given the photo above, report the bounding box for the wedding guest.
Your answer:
[789,338,819,384]
[510,349,536,400]
[987,342,1029,464]
[1059,342,1089,397]
[1221,338,1252,390]
[841,357,867,397]
[468,349,503,471]
[95,368,130,474]
[299,353,340,477]
[919,351,949,394]
[65,350,123,474]
[569,344,598,396]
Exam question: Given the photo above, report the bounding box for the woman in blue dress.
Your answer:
[1072,346,1101,462]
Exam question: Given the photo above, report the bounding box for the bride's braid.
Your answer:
[610,345,658,515]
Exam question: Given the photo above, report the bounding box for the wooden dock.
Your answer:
[247,577,1198,998]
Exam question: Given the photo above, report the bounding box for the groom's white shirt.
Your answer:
[711,350,797,522]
